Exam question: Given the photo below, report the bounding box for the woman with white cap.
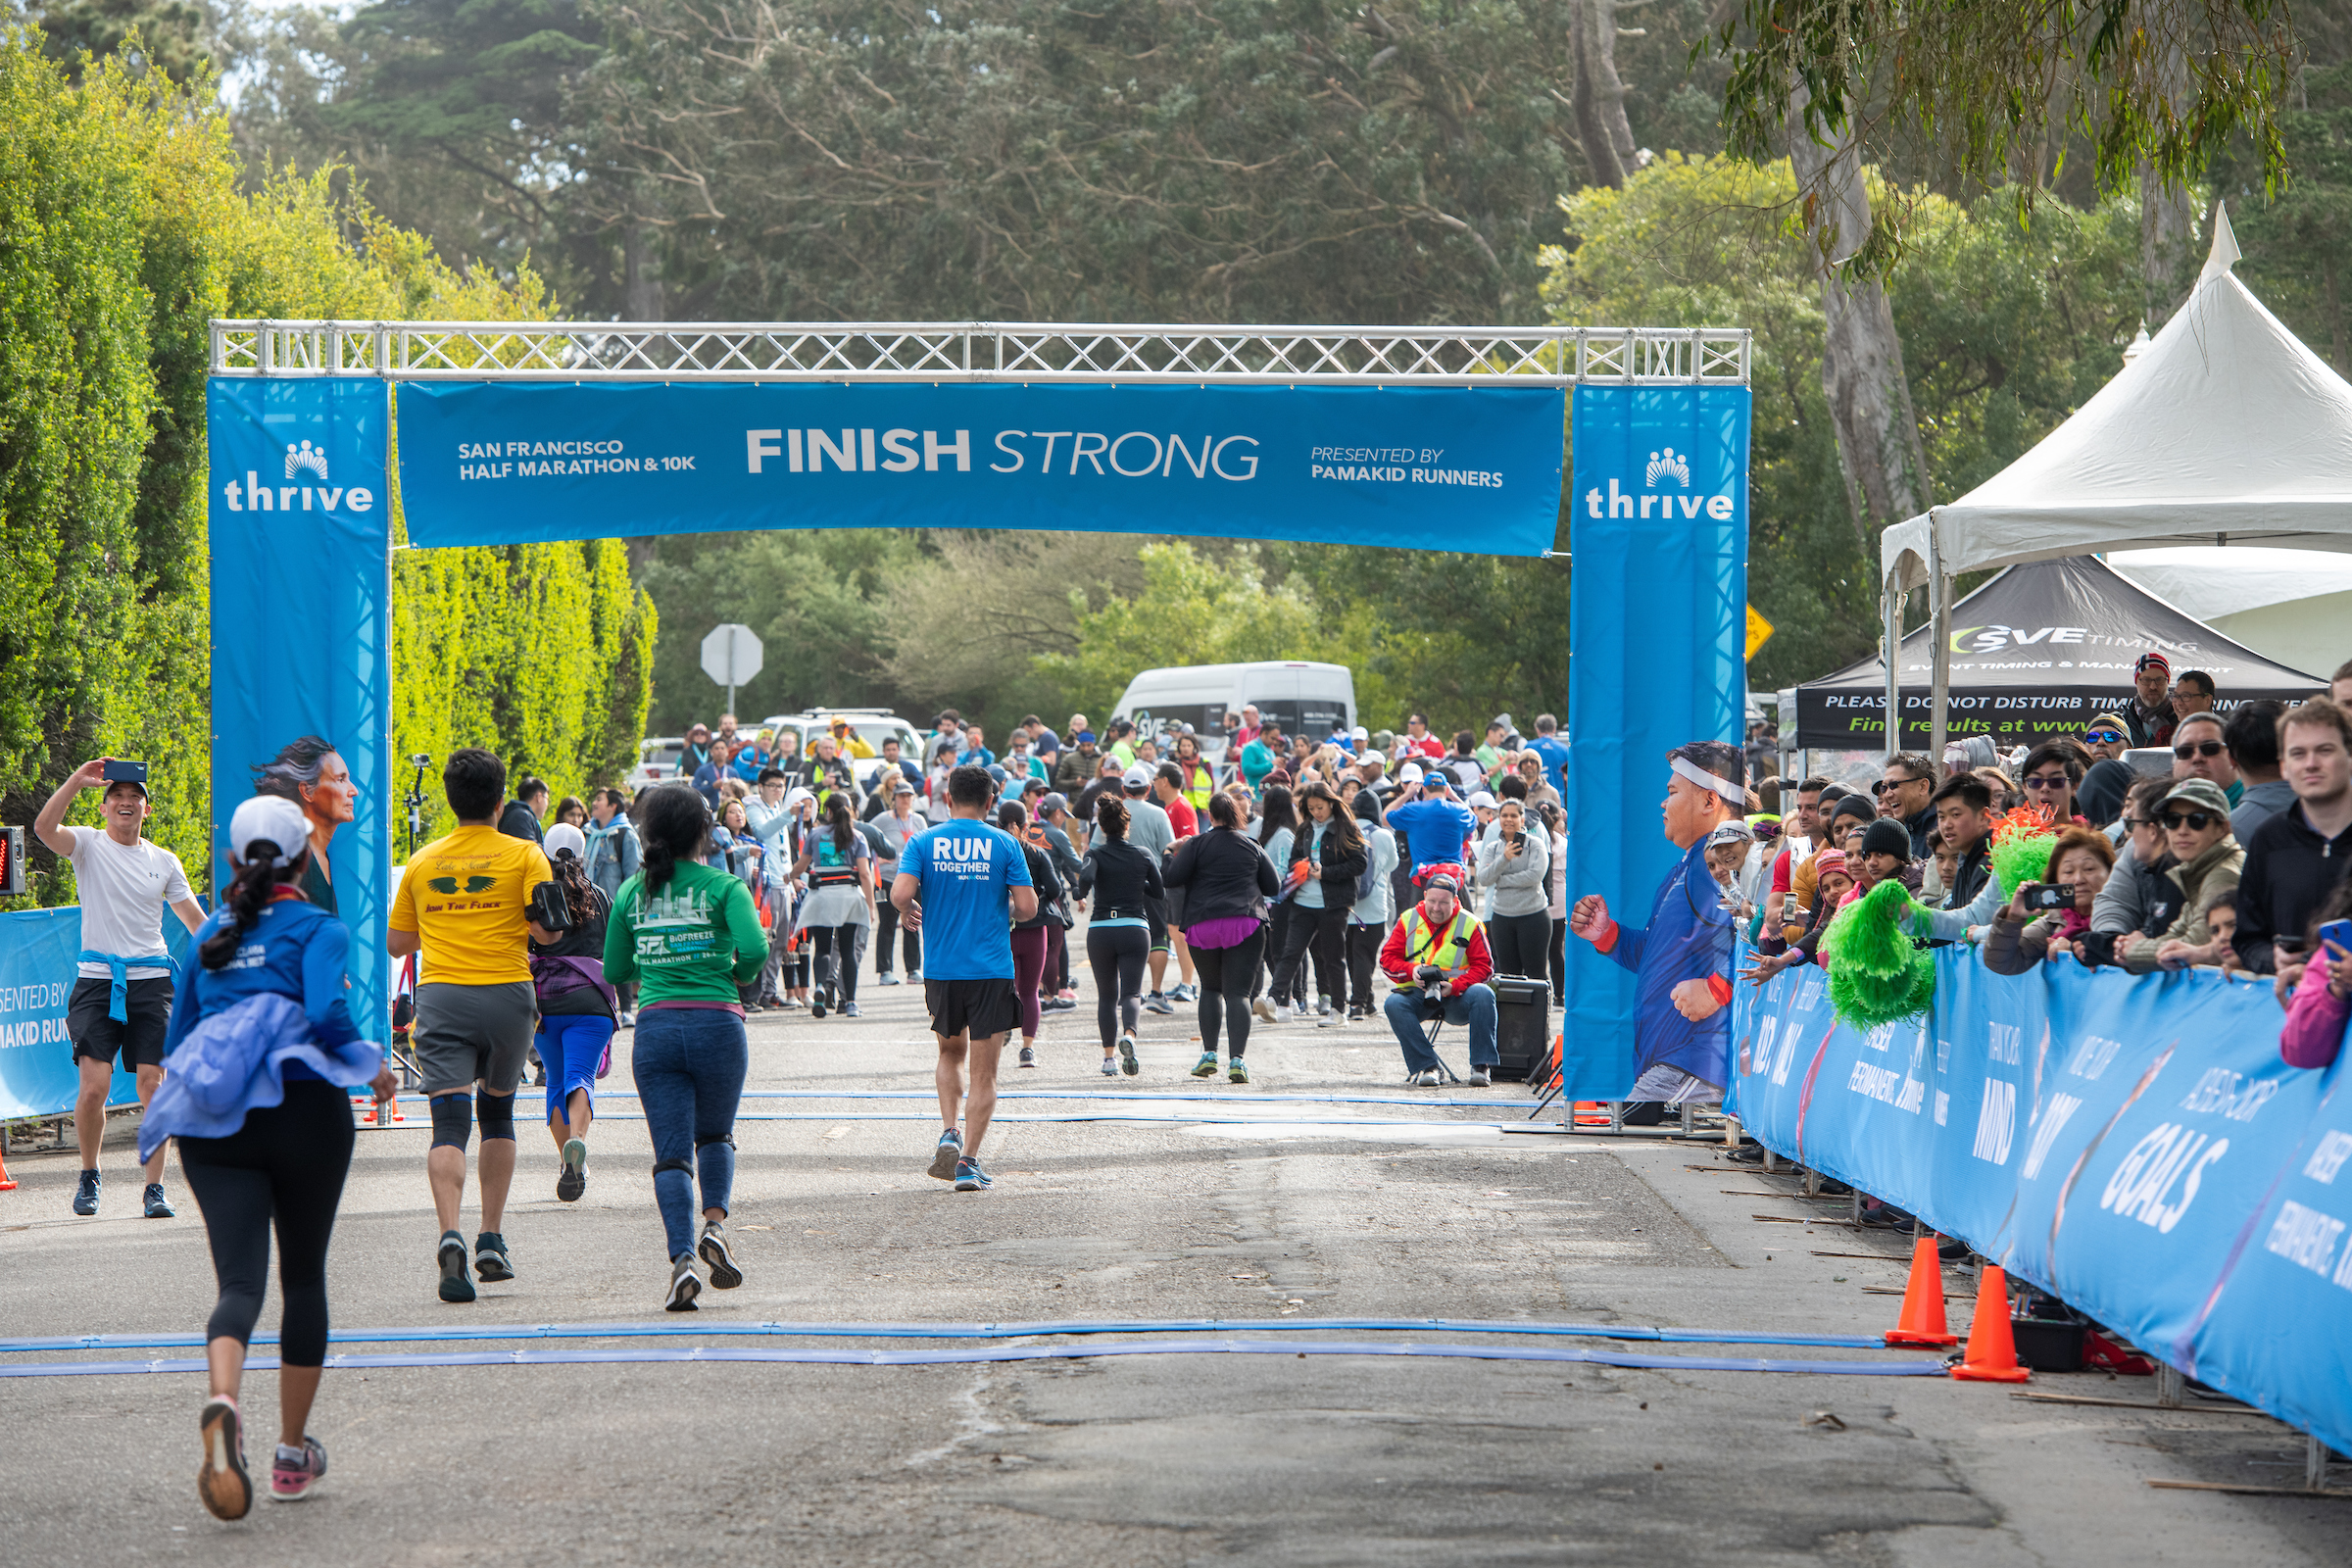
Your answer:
[149,795,394,1517]
[532,823,615,1201]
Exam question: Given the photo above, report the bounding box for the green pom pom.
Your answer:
[1818,876,1936,1028]
[1989,835,2054,900]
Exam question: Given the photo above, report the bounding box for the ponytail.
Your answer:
[550,847,597,926]
[199,841,302,969]
[1096,797,1130,841]
[638,784,709,894]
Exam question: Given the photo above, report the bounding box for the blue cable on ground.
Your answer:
[0,1315,1892,1354]
[0,1339,1950,1380]
[389,1091,1528,1109]
[369,1109,1528,1126]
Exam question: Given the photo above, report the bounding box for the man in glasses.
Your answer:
[2170,711,2242,808]
[2234,698,2352,982]
[1875,753,1940,859]
[2171,669,2218,722]
[2123,652,2178,750]
[2117,778,2241,973]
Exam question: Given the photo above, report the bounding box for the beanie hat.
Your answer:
[1859,817,1913,862]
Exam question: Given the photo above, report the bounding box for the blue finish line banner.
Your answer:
[1731,951,2352,1454]
[1562,385,1751,1098]
[0,909,192,1119]
[395,381,1566,556]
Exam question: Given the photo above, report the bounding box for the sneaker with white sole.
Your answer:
[664,1253,702,1311]
[437,1230,475,1303]
[1250,998,1277,1023]
[557,1138,587,1201]
[1118,1033,1140,1076]
[926,1126,962,1181]
[1099,1054,1119,1076]
[269,1437,327,1502]
[906,969,922,984]
[144,1183,174,1219]
[953,1156,993,1192]
[1169,983,1197,1003]
[1144,992,1174,1015]
[1461,1068,1491,1087]
[473,1231,514,1283]
[197,1396,252,1520]
[698,1220,743,1289]
[843,1001,862,1017]
[1017,1045,1036,1068]
[878,971,904,986]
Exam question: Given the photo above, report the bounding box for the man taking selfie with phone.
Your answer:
[36,759,207,1218]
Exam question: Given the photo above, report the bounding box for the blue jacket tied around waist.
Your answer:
[141,900,381,1162]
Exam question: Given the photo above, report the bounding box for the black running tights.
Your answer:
[176,1079,355,1367]
[1088,924,1150,1048]
[1193,927,1267,1059]
[811,924,858,1002]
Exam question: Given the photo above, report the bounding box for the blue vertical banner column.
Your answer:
[1562,386,1751,1098]
[206,377,393,1040]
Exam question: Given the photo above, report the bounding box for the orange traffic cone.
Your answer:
[1950,1264,2031,1382]
[1884,1234,1958,1347]
[0,1143,15,1191]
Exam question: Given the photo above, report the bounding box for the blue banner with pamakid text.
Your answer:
[0,908,193,1121]
[1730,949,2352,1455]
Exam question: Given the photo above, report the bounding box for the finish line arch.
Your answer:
[204,319,1751,1098]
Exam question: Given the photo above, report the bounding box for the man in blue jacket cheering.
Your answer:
[1567,741,1745,1109]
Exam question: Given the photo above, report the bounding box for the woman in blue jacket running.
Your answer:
[148,796,392,1520]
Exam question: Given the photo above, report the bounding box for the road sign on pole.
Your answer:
[700,623,764,715]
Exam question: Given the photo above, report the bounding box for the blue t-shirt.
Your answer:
[1528,735,1571,800]
[163,899,363,1080]
[904,820,1033,980]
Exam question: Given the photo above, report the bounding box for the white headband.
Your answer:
[1670,756,1746,805]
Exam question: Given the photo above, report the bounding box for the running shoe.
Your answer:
[1144,992,1175,1015]
[1054,988,1078,1004]
[269,1437,327,1503]
[810,989,828,1019]
[906,969,923,984]
[618,1008,636,1027]
[1228,1058,1250,1085]
[1017,1045,1036,1068]
[557,1138,587,1202]
[1411,1069,1442,1087]
[197,1396,252,1520]
[1250,998,1277,1023]
[144,1182,174,1219]
[437,1230,475,1303]
[1346,1005,1366,1022]
[1170,983,1197,1003]
[843,1001,862,1018]
[879,971,903,986]
[1462,1068,1492,1088]
[699,1220,743,1289]
[1100,1054,1119,1076]
[953,1156,993,1192]
[665,1253,703,1312]
[1317,1010,1340,1029]
[73,1169,99,1216]
[1119,1033,1140,1076]
[927,1126,962,1181]
[1190,1053,1219,1078]
[1316,998,1333,1016]
[473,1231,514,1283]
[1042,996,1077,1012]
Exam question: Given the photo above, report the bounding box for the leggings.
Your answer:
[1087,924,1150,1047]
[1487,910,1552,982]
[810,925,858,1002]
[874,899,921,976]
[1271,903,1346,1006]
[176,1079,356,1367]
[1347,921,1384,1012]
[1193,926,1266,1058]
[1010,925,1050,1039]
[633,1006,746,1261]
[1549,917,1567,997]
[1260,905,1293,1003]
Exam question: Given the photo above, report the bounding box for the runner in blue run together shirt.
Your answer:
[903,820,1033,979]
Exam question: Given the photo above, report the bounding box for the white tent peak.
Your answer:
[2121,320,2152,365]
[2200,201,2242,286]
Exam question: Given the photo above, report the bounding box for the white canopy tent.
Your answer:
[2108,546,2352,682]
[1875,207,2352,756]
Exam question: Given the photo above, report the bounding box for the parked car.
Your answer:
[1112,662,1356,763]
[629,736,685,792]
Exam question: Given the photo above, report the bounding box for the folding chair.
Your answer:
[1416,1012,1463,1087]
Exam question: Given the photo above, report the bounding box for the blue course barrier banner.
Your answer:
[394,381,1567,556]
[205,378,392,1043]
[0,908,193,1119]
[1561,386,1750,1098]
[1731,950,2352,1454]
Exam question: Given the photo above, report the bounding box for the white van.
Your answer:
[1111,662,1357,761]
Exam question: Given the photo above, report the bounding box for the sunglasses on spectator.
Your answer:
[2083,729,2125,745]
[2022,773,2070,791]
[2124,817,2156,830]
[2160,810,2220,831]
[1874,776,1921,793]
[2174,740,2227,759]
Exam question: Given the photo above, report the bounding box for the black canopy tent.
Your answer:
[1793,554,2325,751]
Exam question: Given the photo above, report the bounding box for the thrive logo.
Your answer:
[1584,445,1734,522]
[1644,447,1690,487]
[222,435,374,514]
[284,440,330,481]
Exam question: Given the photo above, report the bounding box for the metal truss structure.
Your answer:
[210,320,1750,386]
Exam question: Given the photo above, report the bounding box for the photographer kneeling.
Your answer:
[1983,827,2115,975]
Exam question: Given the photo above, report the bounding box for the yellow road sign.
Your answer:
[1745,606,1774,661]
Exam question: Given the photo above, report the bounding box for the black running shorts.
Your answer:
[924,977,1019,1041]
[68,975,172,1071]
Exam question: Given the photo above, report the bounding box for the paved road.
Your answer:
[0,972,2340,1564]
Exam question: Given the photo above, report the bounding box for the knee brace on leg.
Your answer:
[694,1135,736,1152]
[650,1156,693,1178]
[475,1089,516,1143]
[428,1093,472,1152]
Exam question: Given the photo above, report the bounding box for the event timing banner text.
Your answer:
[395,381,1567,557]
[1731,950,2352,1455]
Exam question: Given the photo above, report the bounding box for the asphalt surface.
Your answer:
[1,965,2343,1565]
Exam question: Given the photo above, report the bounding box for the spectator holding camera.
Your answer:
[2117,779,2242,973]
[36,759,208,1219]
[1984,827,2114,974]
[386,749,559,1305]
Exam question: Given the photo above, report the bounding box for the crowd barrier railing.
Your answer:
[1729,946,2352,1457]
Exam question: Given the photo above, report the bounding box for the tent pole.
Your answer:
[1929,518,1950,764]
[1882,567,1906,763]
